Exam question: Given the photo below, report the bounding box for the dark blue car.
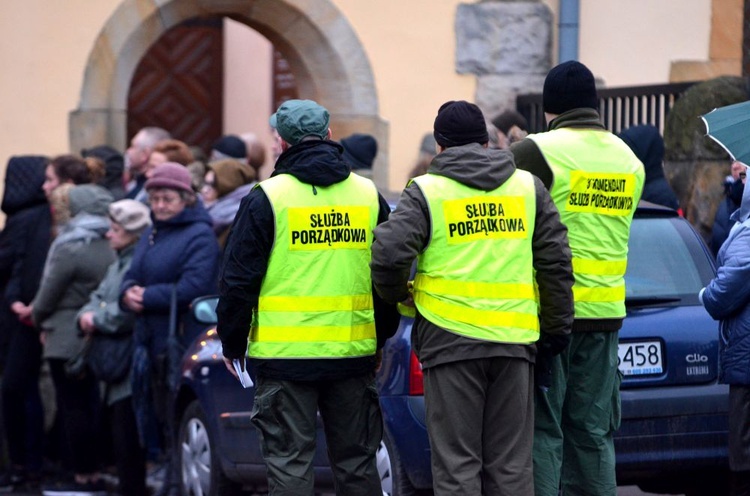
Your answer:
[377,203,730,496]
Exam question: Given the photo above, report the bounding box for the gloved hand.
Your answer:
[534,333,571,391]
[534,351,553,390]
[540,333,571,357]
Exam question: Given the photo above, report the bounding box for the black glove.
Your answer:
[534,333,571,390]
[541,333,571,357]
[534,350,554,390]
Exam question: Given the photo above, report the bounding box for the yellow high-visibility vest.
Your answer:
[529,128,645,319]
[412,170,540,344]
[249,173,379,358]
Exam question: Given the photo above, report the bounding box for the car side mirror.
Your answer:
[192,295,219,325]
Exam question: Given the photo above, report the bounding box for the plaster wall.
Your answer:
[0,0,717,200]
[224,18,274,179]
[0,1,119,158]
[579,0,711,86]
[331,0,474,189]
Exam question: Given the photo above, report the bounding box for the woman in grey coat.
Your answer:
[31,183,115,496]
[77,199,151,496]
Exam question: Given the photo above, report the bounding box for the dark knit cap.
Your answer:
[491,110,528,134]
[212,135,247,160]
[433,100,489,148]
[145,162,193,193]
[341,134,378,169]
[543,60,599,115]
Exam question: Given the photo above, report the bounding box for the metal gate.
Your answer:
[516,82,698,134]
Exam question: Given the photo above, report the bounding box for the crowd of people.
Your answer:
[0,113,389,495]
[0,130,289,495]
[0,57,746,496]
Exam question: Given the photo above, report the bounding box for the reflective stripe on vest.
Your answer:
[529,128,645,319]
[250,173,379,358]
[412,171,539,344]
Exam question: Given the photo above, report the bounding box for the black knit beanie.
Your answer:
[543,60,599,115]
[341,133,378,169]
[491,110,528,134]
[433,101,489,148]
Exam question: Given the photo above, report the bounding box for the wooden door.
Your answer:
[127,17,224,154]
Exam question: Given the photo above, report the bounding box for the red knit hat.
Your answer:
[145,162,193,193]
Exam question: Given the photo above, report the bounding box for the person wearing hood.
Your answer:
[0,156,51,492]
[216,99,399,494]
[201,158,257,248]
[618,124,680,211]
[701,161,750,495]
[120,162,220,496]
[370,100,574,494]
[340,132,378,179]
[712,161,746,257]
[82,145,126,200]
[30,183,116,496]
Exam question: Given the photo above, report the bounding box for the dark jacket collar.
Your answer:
[548,108,605,131]
[272,139,350,187]
[427,142,516,191]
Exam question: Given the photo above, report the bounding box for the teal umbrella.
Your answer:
[701,99,750,166]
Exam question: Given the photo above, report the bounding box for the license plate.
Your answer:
[618,340,663,376]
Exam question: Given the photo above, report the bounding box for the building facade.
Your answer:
[0,0,734,197]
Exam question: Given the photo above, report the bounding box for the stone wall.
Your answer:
[455,0,551,118]
[663,76,750,242]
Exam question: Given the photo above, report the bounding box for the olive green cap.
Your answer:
[269,99,330,145]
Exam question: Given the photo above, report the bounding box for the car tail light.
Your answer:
[409,351,424,396]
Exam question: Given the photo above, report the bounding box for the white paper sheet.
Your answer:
[232,358,254,388]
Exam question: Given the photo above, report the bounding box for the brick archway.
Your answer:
[69,0,389,187]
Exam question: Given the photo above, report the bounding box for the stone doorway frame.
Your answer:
[69,0,389,187]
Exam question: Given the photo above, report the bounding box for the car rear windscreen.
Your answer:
[625,217,714,305]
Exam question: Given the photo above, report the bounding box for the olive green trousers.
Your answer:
[533,332,622,496]
[251,374,383,496]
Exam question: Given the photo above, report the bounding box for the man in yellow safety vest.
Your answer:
[512,60,645,496]
[216,99,399,495]
[371,100,575,495]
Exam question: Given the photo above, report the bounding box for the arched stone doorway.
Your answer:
[69,0,389,187]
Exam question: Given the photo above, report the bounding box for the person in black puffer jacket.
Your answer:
[0,155,51,491]
[217,100,399,495]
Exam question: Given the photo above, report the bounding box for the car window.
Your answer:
[626,217,714,304]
